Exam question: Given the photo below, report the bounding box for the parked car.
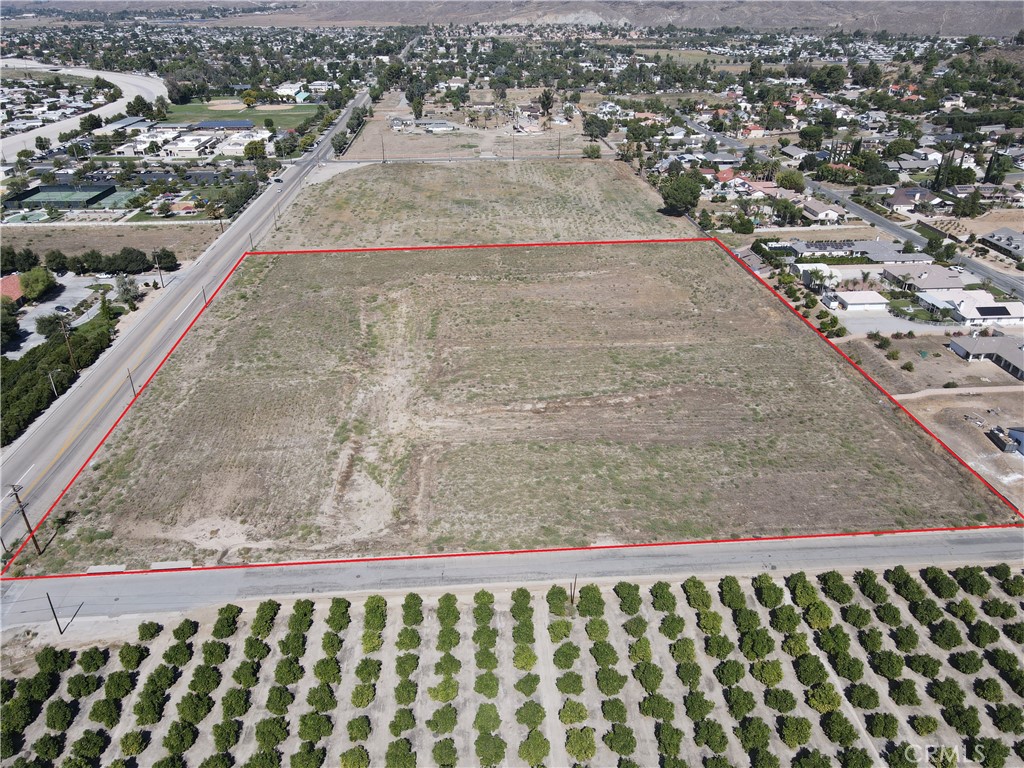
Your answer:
[55,305,70,314]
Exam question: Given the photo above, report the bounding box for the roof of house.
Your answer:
[0,274,22,303]
[920,290,1024,320]
[802,198,843,217]
[888,268,964,291]
[980,228,1024,257]
[837,290,888,305]
[951,334,1024,364]
[886,187,939,208]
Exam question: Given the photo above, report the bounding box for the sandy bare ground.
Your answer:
[0,223,220,262]
[30,239,1013,576]
[265,160,698,250]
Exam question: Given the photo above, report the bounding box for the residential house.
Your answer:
[950,333,1024,380]
[979,228,1024,261]
[918,290,1024,327]
[884,187,941,214]
[0,274,24,307]
[836,290,889,311]
[883,267,963,292]
[802,198,845,224]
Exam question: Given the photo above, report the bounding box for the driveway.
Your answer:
[832,309,948,336]
[4,274,110,359]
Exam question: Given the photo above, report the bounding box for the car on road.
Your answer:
[271,177,284,183]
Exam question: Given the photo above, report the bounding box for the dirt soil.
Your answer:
[898,390,1024,510]
[31,236,1013,576]
[836,333,1022,395]
[265,160,697,251]
[0,223,220,263]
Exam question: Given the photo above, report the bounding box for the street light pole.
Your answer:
[8,485,41,555]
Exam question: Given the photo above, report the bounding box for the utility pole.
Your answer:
[8,485,41,554]
[155,260,164,289]
[381,135,385,164]
[557,132,561,160]
[126,367,137,398]
[59,318,78,372]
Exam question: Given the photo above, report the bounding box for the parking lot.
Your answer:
[5,273,113,359]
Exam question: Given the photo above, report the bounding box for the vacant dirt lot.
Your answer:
[267,161,693,250]
[0,223,220,263]
[32,237,1012,576]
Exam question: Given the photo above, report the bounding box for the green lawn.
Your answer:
[164,99,320,130]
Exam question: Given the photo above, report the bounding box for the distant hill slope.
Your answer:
[5,0,1023,36]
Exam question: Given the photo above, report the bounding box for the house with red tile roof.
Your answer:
[1,274,24,306]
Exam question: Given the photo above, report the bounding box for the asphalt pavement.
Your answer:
[2,527,1020,627]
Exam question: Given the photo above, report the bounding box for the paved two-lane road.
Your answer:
[2,527,1021,627]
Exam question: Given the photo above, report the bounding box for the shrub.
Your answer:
[719,576,746,610]
[870,650,904,680]
[660,614,686,639]
[348,714,372,741]
[172,619,199,642]
[693,719,728,753]
[222,687,250,718]
[891,624,919,652]
[705,634,734,659]
[118,645,150,675]
[735,715,772,751]
[604,723,637,756]
[794,654,829,687]
[546,585,570,616]
[991,703,1024,735]
[266,686,294,716]
[591,666,623,695]
[177,692,214,724]
[787,572,819,608]
[577,584,605,617]
[740,628,775,661]
[67,673,102,699]
[213,718,241,751]
[907,653,942,678]
[120,730,148,757]
[104,670,134,700]
[89,697,121,728]
[588,642,616,669]
[548,619,572,643]
[804,601,833,630]
[1002,575,1024,597]
[846,683,879,709]
[806,682,843,713]
[975,677,1004,703]
[514,674,539,697]
[475,672,499,698]
[948,598,978,624]
[841,604,872,629]
[675,661,701,688]
[682,577,712,610]
[518,729,550,768]
[832,652,864,682]
[911,715,939,736]
[341,746,370,768]
[362,631,383,654]
[858,627,883,652]
[565,727,596,763]
[394,679,417,706]
[431,739,457,768]
[922,567,959,599]
[292,742,326,768]
[278,630,307,659]
[400,593,423,626]
[983,598,1017,620]
[351,682,376,708]
[427,704,457,735]
[255,716,289,751]
[819,571,855,604]
[753,574,785,609]
[508,698,543,730]
[555,671,583,696]
[764,687,797,713]
[313,657,341,686]
[212,604,242,639]
[770,605,801,634]
[553,642,581,670]
[474,732,506,768]
[388,708,414,738]
[164,720,198,754]
[512,622,535,645]
[139,621,162,641]
[656,722,683,758]
[684,690,714,721]
[201,640,230,667]
[395,627,421,651]
[779,715,812,748]
[725,686,756,720]
[650,581,677,612]
[750,659,783,687]
[875,602,902,627]
[555,698,586,725]
[697,611,722,636]
[163,641,193,667]
[821,711,858,747]
[867,713,899,739]
[890,678,921,706]
[909,598,943,626]
[632,661,663,694]
[628,636,652,664]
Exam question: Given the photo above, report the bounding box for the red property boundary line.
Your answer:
[3,237,1020,581]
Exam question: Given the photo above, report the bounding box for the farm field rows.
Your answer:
[1,564,1022,768]
[26,235,1013,576]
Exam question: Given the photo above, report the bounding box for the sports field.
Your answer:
[164,98,320,130]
